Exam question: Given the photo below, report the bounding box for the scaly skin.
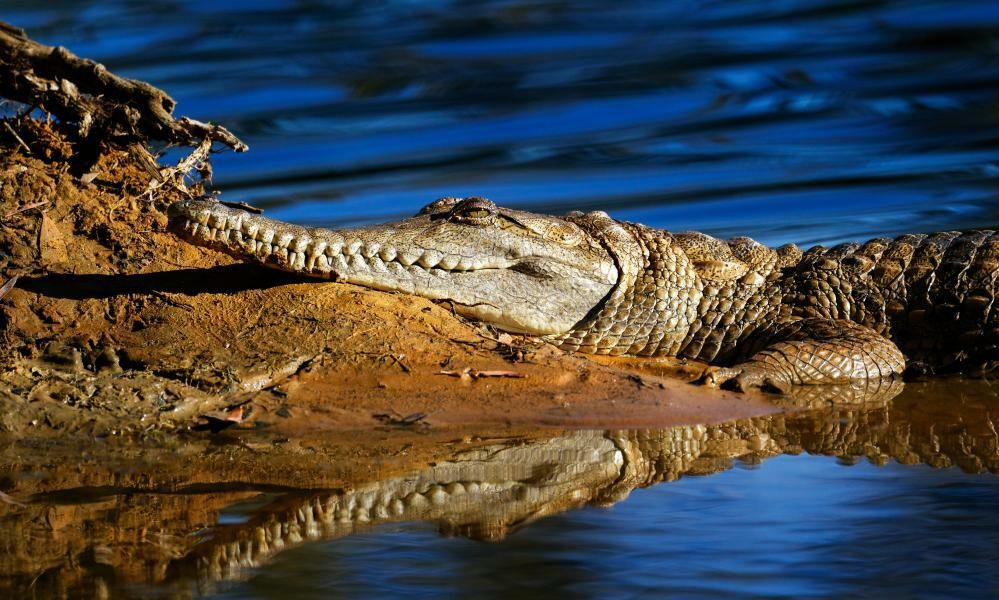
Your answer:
[167,197,998,389]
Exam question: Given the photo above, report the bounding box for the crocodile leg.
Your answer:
[700,319,905,393]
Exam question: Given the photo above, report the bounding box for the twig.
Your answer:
[0,490,25,507]
[0,275,18,301]
[220,200,263,214]
[2,200,47,220]
[150,290,193,311]
[389,353,412,373]
[373,411,429,428]
[438,367,527,380]
[2,120,30,153]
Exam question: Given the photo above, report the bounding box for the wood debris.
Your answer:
[0,275,18,301]
[438,367,527,380]
[373,411,429,429]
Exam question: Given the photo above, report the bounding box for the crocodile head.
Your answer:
[168,197,619,335]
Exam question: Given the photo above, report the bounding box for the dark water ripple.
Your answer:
[5,0,999,245]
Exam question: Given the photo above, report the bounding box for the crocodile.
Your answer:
[167,197,998,390]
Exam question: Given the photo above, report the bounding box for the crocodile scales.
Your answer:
[167,197,998,391]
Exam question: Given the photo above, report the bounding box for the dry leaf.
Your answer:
[38,212,68,265]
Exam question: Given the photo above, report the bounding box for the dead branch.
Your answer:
[0,20,247,152]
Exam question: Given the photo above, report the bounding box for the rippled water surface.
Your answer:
[8,0,999,245]
[221,456,999,599]
[4,0,999,598]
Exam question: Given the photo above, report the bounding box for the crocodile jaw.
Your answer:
[167,199,618,335]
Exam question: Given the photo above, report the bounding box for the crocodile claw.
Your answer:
[697,365,790,394]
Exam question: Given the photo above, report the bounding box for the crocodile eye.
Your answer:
[461,208,491,219]
[418,197,462,216]
[449,197,497,224]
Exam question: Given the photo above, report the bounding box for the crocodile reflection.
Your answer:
[4,380,999,597]
[176,381,999,588]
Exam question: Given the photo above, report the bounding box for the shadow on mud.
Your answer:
[18,264,305,300]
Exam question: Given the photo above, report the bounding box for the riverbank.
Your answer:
[0,112,788,442]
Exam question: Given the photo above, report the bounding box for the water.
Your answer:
[6,0,999,246]
[3,0,999,598]
[6,381,999,598]
[228,458,999,599]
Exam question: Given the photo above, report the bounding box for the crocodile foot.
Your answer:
[697,365,791,394]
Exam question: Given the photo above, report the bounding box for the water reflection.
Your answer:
[2,379,998,597]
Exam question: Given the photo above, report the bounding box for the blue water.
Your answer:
[6,0,999,246]
[3,1,999,598]
[218,456,999,599]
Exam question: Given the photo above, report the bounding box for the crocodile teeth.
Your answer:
[437,255,460,270]
[259,229,275,244]
[349,255,367,271]
[428,486,447,506]
[417,250,443,269]
[379,247,397,262]
[346,240,363,256]
[398,251,421,267]
[361,243,380,259]
[276,233,294,249]
[390,499,405,515]
[210,214,227,230]
[369,258,388,273]
[404,492,428,509]
[460,257,487,270]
